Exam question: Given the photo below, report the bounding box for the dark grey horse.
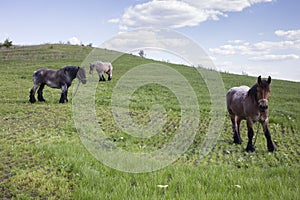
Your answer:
[226,76,276,152]
[29,66,86,103]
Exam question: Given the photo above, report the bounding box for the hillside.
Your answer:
[0,44,299,199]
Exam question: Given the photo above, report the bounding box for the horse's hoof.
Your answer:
[246,144,256,152]
[29,98,36,103]
[233,136,242,144]
[233,139,242,145]
[268,143,277,152]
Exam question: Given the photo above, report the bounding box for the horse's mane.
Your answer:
[60,66,79,79]
[247,83,258,102]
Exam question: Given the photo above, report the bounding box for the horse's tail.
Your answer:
[89,63,94,74]
[32,69,44,84]
[107,63,113,81]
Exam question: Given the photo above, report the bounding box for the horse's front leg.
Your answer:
[99,72,106,81]
[59,84,68,103]
[262,121,276,152]
[246,119,255,152]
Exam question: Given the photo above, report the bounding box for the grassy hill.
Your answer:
[0,44,299,199]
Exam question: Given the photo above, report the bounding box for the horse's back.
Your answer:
[92,61,112,72]
[226,86,249,116]
[33,68,50,81]
[33,68,56,76]
[32,68,64,87]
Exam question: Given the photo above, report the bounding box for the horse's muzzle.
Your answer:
[258,99,268,112]
[259,105,268,112]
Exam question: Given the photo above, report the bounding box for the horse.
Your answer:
[89,61,113,81]
[29,66,86,103]
[226,76,276,152]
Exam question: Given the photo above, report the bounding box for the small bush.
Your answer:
[1,38,13,48]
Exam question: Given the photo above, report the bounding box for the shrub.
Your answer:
[1,38,13,48]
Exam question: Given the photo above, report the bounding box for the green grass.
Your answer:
[0,44,299,199]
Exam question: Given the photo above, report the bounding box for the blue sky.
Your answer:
[1,0,300,81]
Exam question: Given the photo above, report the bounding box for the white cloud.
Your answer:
[228,40,246,44]
[100,28,214,67]
[210,29,300,61]
[249,54,299,61]
[101,29,192,52]
[111,1,209,29]
[109,0,273,29]
[108,18,120,23]
[253,40,299,50]
[183,0,256,12]
[209,43,262,56]
[68,36,81,45]
[275,29,300,40]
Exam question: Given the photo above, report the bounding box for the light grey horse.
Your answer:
[226,76,276,152]
[89,61,113,81]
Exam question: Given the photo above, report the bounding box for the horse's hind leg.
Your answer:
[37,83,46,102]
[231,115,242,144]
[236,118,243,143]
[29,85,38,103]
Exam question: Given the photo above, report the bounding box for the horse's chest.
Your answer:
[251,112,261,122]
[245,109,267,122]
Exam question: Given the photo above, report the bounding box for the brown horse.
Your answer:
[226,76,276,152]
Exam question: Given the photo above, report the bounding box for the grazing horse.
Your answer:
[226,76,276,152]
[29,66,86,103]
[89,61,113,81]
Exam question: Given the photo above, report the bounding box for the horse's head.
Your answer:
[77,67,87,84]
[89,63,95,74]
[108,73,112,81]
[257,76,271,112]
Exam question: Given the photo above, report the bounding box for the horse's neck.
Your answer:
[247,85,258,104]
[65,69,78,82]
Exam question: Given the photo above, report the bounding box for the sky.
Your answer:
[1,0,300,81]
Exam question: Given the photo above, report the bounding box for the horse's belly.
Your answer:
[230,105,246,118]
[46,80,59,88]
[226,86,249,117]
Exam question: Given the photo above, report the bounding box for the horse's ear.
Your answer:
[257,76,262,85]
[267,76,271,84]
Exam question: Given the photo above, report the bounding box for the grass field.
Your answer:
[0,44,299,199]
